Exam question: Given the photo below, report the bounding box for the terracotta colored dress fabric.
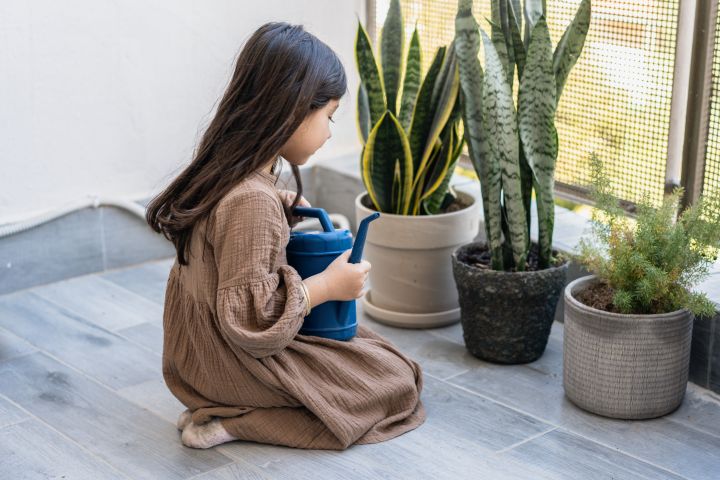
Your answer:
[161,168,426,450]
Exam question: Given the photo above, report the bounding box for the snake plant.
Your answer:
[455,0,591,270]
[356,0,464,216]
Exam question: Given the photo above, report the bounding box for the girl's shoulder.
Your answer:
[209,174,282,234]
[219,174,280,212]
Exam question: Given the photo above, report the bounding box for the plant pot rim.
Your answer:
[355,190,478,219]
[451,240,570,276]
[565,275,690,319]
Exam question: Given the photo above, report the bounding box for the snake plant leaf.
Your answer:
[399,28,422,131]
[355,21,386,128]
[445,184,459,208]
[408,46,446,182]
[501,0,517,83]
[478,119,503,269]
[553,0,591,101]
[455,0,483,167]
[420,94,466,214]
[482,30,528,269]
[510,0,521,30]
[448,96,466,157]
[491,0,515,87]
[431,193,453,216]
[489,0,511,86]
[491,0,501,30]
[431,42,456,115]
[362,110,414,214]
[411,54,460,214]
[419,137,443,192]
[357,83,370,143]
[500,203,517,267]
[523,0,545,45]
[505,5,531,252]
[456,0,503,268]
[421,124,454,202]
[392,156,403,213]
[507,0,526,80]
[518,17,557,268]
[488,17,512,88]
[381,0,404,115]
[408,140,440,215]
[422,122,461,214]
[409,168,427,215]
[519,144,533,250]
[453,128,466,160]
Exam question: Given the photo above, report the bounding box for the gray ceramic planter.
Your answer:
[451,241,569,364]
[563,275,694,419]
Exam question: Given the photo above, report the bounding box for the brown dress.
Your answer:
[161,168,426,450]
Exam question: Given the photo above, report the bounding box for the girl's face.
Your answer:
[279,99,339,165]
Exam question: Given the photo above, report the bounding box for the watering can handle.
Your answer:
[292,207,334,233]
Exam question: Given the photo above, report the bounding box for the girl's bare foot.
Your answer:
[176,409,192,431]
[181,418,237,449]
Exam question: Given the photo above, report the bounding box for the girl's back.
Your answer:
[169,169,284,310]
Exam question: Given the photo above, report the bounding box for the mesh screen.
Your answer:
[373,0,679,205]
[703,10,720,202]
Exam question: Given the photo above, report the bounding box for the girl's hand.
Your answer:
[321,249,371,301]
[278,189,311,208]
[278,189,311,224]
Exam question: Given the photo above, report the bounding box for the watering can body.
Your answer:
[287,207,379,341]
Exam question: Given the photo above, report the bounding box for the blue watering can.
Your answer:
[287,207,380,341]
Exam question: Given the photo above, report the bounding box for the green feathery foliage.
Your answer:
[576,154,720,316]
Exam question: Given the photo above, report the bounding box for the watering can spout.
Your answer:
[349,212,380,264]
[335,211,380,326]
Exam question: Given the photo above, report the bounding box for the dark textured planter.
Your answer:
[451,241,569,364]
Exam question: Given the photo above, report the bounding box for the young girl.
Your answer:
[146,22,425,450]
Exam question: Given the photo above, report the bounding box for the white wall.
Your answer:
[0,0,366,224]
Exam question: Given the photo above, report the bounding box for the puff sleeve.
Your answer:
[211,189,308,359]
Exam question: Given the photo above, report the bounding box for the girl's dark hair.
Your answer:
[146,22,347,265]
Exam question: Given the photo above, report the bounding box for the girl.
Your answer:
[146,22,425,450]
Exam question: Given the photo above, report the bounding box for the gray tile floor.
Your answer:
[1,258,719,480]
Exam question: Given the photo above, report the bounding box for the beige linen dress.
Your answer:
[162,168,426,450]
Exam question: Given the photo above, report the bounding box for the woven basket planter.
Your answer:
[563,275,694,419]
[451,241,568,364]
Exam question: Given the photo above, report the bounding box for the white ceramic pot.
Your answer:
[355,189,481,328]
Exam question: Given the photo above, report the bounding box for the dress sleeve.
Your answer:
[210,189,308,359]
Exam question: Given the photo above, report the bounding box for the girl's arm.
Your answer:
[302,274,331,310]
[278,191,369,308]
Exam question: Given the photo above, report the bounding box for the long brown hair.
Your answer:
[146,22,347,265]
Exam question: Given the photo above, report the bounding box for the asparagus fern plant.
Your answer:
[356,0,464,216]
[455,0,591,270]
[577,155,720,317]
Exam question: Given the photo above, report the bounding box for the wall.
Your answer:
[0,0,365,225]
